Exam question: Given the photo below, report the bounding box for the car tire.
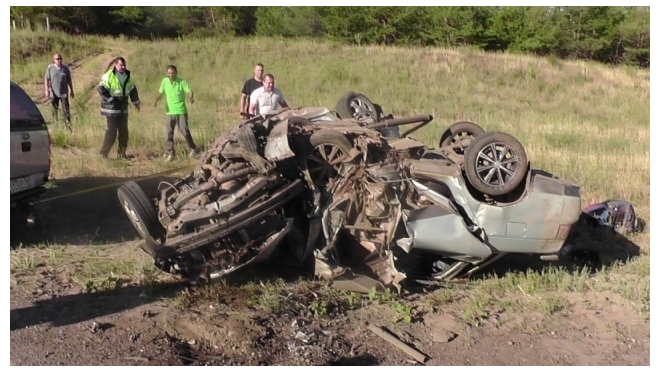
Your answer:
[236,125,258,153]
[374,103,384,118]
[439,121,485,154]
[117,181,166,247]
[308,130,353,189]
[464,132,528,196]
[335,91,381,122]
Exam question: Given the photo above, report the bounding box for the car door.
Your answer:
[10,82,51,194]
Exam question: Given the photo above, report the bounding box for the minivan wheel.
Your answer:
[117,181,166,248]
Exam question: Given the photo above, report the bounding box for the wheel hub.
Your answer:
[350,99,372,118]
[474,142,520,186]
[123,200,148,238]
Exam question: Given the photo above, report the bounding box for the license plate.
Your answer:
[10,176,31,194]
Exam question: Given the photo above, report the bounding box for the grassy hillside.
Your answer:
[10,30,106,85]
[9,29,650,316]
[10,30,650,205]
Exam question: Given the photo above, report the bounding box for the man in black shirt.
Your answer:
[239,63,264,119]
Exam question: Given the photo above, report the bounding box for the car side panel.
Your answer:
[472,175,582,254]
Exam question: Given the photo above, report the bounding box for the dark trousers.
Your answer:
[50,94,71,128]
[100,115,129,158]
[165,114,197,154]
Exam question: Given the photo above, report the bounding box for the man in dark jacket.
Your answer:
[98,56,140,159]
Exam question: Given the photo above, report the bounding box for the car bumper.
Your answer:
[10,186,47,207]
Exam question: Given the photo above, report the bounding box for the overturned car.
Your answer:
[118,92,586,290]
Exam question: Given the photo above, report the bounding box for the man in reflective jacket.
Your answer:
[98,56,141,159]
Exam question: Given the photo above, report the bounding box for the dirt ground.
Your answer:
[9,174,650,366]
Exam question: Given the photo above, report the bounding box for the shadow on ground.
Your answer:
[10,175,180,248]
[322,354,380,366]
[10,280,185,331]
[10,252,313,331]
[470,217,644,282]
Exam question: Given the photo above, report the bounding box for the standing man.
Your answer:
[239,63,264,119]
[248,74,289,116]
[154,65,199,162]
[44,53,74,130]
[98,56,140,159]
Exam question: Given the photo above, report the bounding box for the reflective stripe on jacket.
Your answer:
[98,68,140,117]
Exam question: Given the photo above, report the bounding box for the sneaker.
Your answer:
[164,154,175,163]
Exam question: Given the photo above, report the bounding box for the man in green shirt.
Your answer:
[154,65,200,162]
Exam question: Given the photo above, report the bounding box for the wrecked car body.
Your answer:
[118,92,593,290]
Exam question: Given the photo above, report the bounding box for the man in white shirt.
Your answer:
[248,74,289,116]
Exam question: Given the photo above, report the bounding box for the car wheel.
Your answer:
[439,121,485,154]
[335,91,381,122]
[464,132,528,196]
[307,130,353,190]
[117,181,166,248]
[236,125,258,153]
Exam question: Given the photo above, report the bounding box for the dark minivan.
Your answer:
[10,81,51,207]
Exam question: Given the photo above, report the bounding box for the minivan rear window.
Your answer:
[11,84,45,129]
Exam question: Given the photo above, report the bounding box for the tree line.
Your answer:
[10,6,650,68]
